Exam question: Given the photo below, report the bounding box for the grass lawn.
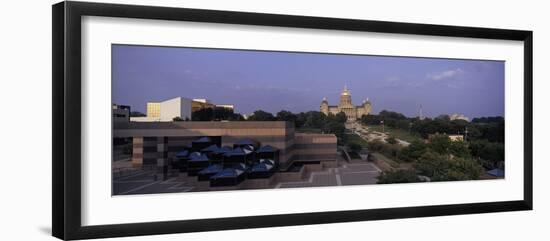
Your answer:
[371,152,400,169]
[344,133,369,148]
[372,152,415,171]
[367,125,422,143]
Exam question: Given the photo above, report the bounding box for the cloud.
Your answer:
[427,68,464,81]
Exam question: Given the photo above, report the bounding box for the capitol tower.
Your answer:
[320,85,372,122]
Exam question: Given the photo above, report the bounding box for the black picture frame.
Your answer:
[52,1,533,240]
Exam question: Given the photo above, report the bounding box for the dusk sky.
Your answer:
[112,45,505,119]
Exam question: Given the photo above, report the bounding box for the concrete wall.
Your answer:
[117,121,337,169]
[291,133,338,163]
[160,97,192,121]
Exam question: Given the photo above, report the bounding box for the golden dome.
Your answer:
[341,85,350,96]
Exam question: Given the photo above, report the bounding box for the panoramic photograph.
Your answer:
[111,44,505,195]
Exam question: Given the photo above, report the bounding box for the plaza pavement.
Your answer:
[112,160,382,195]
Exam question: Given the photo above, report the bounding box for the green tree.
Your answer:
[469,140,504,164]
[399,140,427,162]
[304,111,327,129]
[377,169,421,184]
[348,143,362,153]
[192,108,214,121]
[382,143,402,159]
[248,110,275,121]
[324,120,346,143]
[276,110,297,123]
[367,139,385,152]
[449,140,471,158]
[429,134,452,154]
[130,111,146,117]
[414,151,483,181]
[334,112,348,123]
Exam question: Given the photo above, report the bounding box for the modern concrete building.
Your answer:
[112,104,130,123]
[131,97,192,122]
[146,102,161,118]
[320,85,372,122]
[113,121,337,170]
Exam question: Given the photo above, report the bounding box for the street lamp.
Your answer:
[380,120,385,133]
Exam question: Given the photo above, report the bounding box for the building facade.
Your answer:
[112,104,130,123]
[320,85,372,121]
[131,97,193,122]
[113,121,337,170]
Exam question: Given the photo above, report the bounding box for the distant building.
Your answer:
[320,85,372,121]
[428,133,464,142]
[131,97,192,122]
[448,134,465,142]
[192,98,215,112]
[112,104,130,123]
[146,102,161,118]
[215,104,235,110]
[450,113,469,122]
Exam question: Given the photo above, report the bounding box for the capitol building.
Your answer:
[320,85,372,121]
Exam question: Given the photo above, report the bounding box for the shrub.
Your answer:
[377,169,421,184]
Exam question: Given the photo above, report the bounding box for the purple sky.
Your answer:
[112,45,504,119]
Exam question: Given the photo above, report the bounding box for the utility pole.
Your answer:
[464,126,469,142]
[381,120,385,133]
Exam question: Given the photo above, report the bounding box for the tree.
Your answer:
[323,120,346,142]
[191,107,243,121]
[294,112,307,128]
[382,143,402,159]
[304,111,327,129]
[399,140,427,162]
[367,139,385,152]
[469,140,504,166]
[360,114,382,125]
[130,111,146,117]
[414,151,483,181]
[435,114,451,121]
[211,107,234,120]
[379,110,407,120]
[449,140,471,158]
[348,143,362,153]
[247,110,275,121]
[377,169,421,184]
[192,108,214,121]
[276,110,297,123]
[172,117,184,121]
[333,112,348,123]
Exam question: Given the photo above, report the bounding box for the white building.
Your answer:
[450,113,470,122]
[131,97,192,122]
[215,104,235,110]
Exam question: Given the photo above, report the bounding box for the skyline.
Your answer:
[112,45,505,119]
